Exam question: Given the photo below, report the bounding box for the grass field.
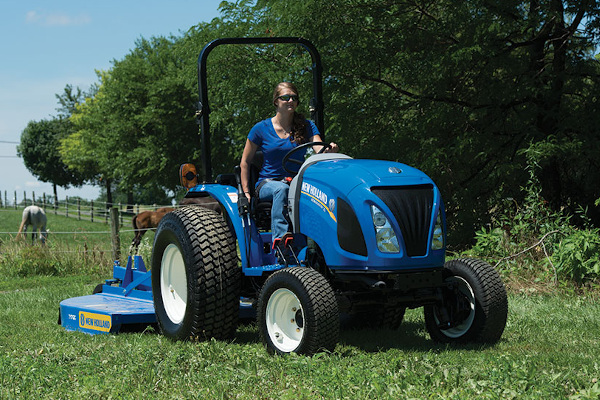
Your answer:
[1,209,600,399]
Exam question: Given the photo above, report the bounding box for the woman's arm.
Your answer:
[240,139,258,201]
[310,134,339,154]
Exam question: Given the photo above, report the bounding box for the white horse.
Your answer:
[17,205,48,245]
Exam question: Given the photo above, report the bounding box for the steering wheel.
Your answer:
[282,141,332,175]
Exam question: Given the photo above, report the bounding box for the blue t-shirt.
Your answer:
[248,118,320,187]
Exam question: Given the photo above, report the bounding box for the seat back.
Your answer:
[248,151,264,196]
[248,151,273,231]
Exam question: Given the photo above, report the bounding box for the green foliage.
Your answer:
[465,153,600,285]
[553,228,600,284]
[1,245,76,277]
[17,118,86,189]
[52,0,600,245]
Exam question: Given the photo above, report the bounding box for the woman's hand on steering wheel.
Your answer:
[281,141,332,175]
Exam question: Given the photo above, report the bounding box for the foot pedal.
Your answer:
[282,232,294,248]
[272,237,282,250]
[272,238,287,266]
[281,233,300,266]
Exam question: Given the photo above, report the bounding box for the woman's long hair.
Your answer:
[273,82,306,145]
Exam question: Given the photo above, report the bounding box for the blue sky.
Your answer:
[0,0,223,202]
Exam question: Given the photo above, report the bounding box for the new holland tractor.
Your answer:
[60,37,508,355]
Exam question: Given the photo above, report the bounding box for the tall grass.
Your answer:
[2,209,600,398]
[0,209,153,289]
[1,280,599,399]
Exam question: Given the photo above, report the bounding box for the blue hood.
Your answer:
[302,158,434,194]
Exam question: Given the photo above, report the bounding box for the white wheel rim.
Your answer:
[437,276,475,338]
[265,288,305,353]
[160,243,187,324]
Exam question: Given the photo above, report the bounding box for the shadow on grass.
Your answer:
[232,318,498,354]
[111,317,497,354]
[338,321,500,353]
[339,320,432,353]
[233,318,261,345]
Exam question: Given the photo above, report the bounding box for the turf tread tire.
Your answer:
[151,206,240,342]
[257,267,339,355]
[425,258,508,344]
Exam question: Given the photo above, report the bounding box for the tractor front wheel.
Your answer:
[151,206,240,341]
[257,267,339,355]
[424,258,507,344]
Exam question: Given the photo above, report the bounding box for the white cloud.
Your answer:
[25,10,91,27]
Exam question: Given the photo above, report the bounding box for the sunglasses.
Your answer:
[277,94,299,102]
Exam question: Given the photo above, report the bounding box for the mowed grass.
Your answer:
[1,209,600,399]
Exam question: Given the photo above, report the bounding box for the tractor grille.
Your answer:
[372,185,433,257]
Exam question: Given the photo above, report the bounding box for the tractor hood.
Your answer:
[288,154,445,270]
[299,156,434,195]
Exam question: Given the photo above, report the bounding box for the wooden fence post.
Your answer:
[14,191,17,209]
[66,196,69,218]
[91,200,94,222]
[77,198,81,220]
[32,191,36,205]
[110,208,121,262]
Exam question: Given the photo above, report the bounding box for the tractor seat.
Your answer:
[242,151,273,231]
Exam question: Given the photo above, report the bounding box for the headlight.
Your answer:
[431,213,445,250]
[370,205,399,253]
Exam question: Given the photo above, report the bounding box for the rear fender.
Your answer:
[186,184,263,268]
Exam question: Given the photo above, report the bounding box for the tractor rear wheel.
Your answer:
[424,258,507,344]
[257,267,339,355]
[151,206,240,341]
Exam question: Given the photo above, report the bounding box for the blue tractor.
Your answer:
[59,37,507,355]
[150,37,508,355]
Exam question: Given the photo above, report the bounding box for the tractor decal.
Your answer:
[79,311,111,332]
[301,182,336,222]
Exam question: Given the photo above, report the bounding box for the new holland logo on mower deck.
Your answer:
[79,311,111,332]
[301,182,336,222]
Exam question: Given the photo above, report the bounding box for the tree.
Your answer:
[242,0,600,245]
[18,118,86,202]
[57,0,600,246]
[55,84,97,118]
[62,36,206,207]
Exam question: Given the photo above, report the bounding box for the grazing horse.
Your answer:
[130,207,175,253]
[17,205,48,245]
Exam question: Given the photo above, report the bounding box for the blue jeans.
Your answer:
[258,180,291,240]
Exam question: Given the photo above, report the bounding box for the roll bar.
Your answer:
[197,37,324,182]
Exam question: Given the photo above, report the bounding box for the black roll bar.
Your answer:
[197,37,324,183]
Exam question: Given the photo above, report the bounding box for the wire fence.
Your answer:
[0,189,180,228]
[0,190,222,259]
[0,190,174,260]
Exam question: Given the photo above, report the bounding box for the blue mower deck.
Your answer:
[59,256,156,335]
[59,255,257,335]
